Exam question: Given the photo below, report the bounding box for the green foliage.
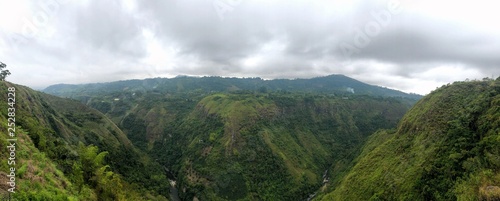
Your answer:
[59,86,408,200]
[0,82,168,200]
[71,143,126,200]
[2,75,417,200]
[124,92,410,200]
[322,79,500,200]
[0,62,10,81]
[0,115,75,200]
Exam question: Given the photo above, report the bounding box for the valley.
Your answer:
[1,1,498,200]
[1,75,498,200]
[41,75,416,200]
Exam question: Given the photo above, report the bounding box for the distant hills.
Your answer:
[43,74,422,100]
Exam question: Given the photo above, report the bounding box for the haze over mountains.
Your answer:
[43,74,421,99]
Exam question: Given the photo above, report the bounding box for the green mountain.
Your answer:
[8,74,499,200]
[45,86,411,200]
[43,74,422,100]
[171,94,410,200]
[0,82,169,200]
[318,78,500,200]
[2,74,422,200]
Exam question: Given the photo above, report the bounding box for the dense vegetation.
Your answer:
[2,74,423,200]
[58,86,411,200]
[318,78,500,200]
[5,72,499,200]
[175,93,409,200]
[0,82,168,200]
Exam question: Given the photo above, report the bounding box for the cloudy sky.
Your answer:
[0,0,499,94]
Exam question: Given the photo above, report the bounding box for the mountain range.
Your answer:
[43,74,422,100]
[1,75,498,200]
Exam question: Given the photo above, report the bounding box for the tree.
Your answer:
[74,143,125,200]
[1,62,11,80]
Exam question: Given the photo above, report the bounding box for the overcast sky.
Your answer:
[1,0,499,94]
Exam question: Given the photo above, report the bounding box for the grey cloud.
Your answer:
[353,18,500,73]
[2,0,499,94]
[135,0,350,67]
[135,0,274,64]
[75,0,146,58]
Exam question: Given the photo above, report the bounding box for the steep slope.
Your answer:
[99,91,410,200]
[41,75,418,200]
[183,94,408,200]
[0,81,168,200]
[43,74,421,100]
[0,115,76,200]
[319,78,500,200]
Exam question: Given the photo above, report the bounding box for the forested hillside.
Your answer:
[55,87,411,200]
[319,78,500,200]
[9,76,498,200]
[2,74,420,200]
[0,82,168,200]
[39,75,421,200]
[172,93,409,200]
